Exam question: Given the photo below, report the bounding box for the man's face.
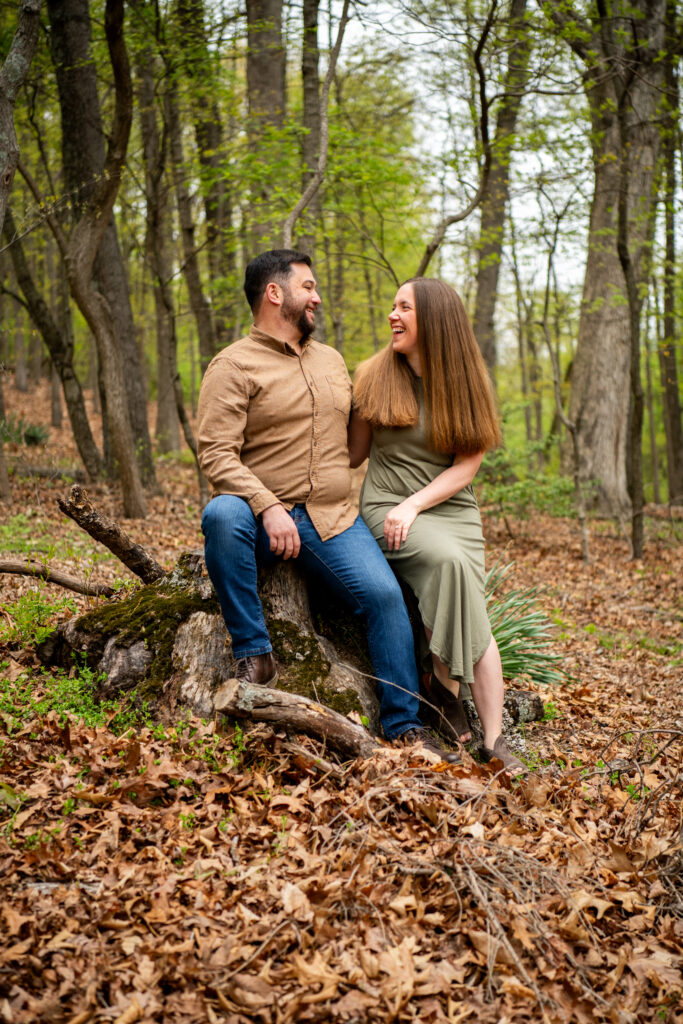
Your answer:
[279,263,321,340]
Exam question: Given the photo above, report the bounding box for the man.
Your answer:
[197,249,459,761]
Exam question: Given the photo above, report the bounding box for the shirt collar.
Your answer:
[249,324,313,355]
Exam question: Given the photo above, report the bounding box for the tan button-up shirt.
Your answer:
[197,326,356,541]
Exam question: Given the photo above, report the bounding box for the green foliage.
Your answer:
[486,562,565,686]
[0,660,133,733]
[0,590,77,645]
[0,414,49,447]
[480,444,576,520]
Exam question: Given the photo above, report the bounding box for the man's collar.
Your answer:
[249,324,314,353]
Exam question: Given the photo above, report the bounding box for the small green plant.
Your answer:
[0,590,77,646]
[179,812,196,831]
[542,701,560,721]
[486,562,566,686]
[229,723,246,767]
[1,413,49,447]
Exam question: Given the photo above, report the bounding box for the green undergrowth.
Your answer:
[485,562,566,687]
[0,511,116,565]
[1,590,78,646]
[0,660,150,737]
[582,622,682,665]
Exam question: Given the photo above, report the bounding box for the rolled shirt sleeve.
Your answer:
[197,357,281,517]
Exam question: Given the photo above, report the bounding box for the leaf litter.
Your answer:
[1,381,682,1022]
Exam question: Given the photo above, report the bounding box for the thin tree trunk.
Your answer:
[472,0,530,373]
[3,208,104,479]
[174,0,234,349]
[135,43,181,454]
[0,0,41,233]
[42,0,147,517]
[0,369,10,503]
[544,1,666,518]
[14,300,27,391]
[643,295,660,505]
[47,0,155,503]
[164,82,216,375]
[660,0,683,505]
[246,0,285,245]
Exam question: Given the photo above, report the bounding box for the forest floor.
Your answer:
[0,379,682,1024]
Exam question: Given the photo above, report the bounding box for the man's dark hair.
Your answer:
[244,249,312,313]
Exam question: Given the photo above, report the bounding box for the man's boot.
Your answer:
[235,653,277,686]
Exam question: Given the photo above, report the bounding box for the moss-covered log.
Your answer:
[38,550,382,739]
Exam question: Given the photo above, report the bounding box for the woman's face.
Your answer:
[389,283,419,364]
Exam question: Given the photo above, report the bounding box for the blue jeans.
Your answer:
[201,495,421,739]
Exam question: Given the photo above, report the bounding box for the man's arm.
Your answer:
[197,357,301,558]
[197,358,281,516]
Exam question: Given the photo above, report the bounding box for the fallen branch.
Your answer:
[57,484,165,583]
[11,461,86,483]
[213,677,380,760]
[0,558,114,596]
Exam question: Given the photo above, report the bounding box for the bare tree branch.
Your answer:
[0,559,115,597]
[414,0,498,278]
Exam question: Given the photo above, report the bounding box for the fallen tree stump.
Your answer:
[33,485,546,756]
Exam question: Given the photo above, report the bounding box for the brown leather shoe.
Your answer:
[235,653,277,686]
[396,727,462,765]
[479,735,528,777]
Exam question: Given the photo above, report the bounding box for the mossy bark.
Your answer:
[38,552,381,731]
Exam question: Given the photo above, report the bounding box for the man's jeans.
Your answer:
[201,495,421,739]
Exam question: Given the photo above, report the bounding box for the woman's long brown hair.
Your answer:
[353,278,502,454]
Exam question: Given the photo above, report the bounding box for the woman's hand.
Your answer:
[384,498,420,551]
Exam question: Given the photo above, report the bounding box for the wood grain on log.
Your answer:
[213,678,379,760]
[57,484,165,583]
[0,558,114,596]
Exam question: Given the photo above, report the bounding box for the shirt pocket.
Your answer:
[326,374,352,417]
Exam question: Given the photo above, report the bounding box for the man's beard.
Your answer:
[281,289,315,341]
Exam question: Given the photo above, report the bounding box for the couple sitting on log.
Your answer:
[197,249,525,776]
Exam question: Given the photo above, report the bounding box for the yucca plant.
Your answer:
[485,561,565,686]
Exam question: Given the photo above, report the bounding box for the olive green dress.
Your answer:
[359,379,491,691]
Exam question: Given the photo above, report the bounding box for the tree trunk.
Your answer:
[298,0,322,264]
[0,370,10,503]
[47,0,157,495]
[246,0,285,245]
[643,300,660,505]
[659,0,683,505]
[546,1,667,516]
[174,0,234,349]
[0,0,41,234]
[134,44,181,455]
[3,207,104,479]
[13,301,27,391]
[472,0,530,373]
[164,81,217,375]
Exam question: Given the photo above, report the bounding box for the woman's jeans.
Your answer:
[202,495,421,739]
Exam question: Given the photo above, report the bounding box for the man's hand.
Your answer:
[261,504,301,559]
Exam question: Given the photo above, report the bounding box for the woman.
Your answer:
[349,278,525,776]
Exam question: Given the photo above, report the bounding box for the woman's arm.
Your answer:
[348,409,373,468]
[384,451,484,551]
